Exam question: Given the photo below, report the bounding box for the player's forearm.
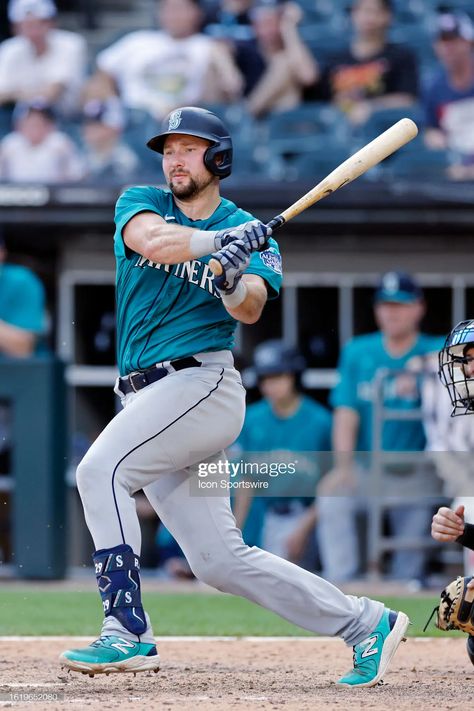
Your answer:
[332,407,359,467]
[125,217,217,265]
[224,276,267,324]
[0,320,36,357]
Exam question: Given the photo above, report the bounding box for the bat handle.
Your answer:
[209,257,223,276]
[266,214,286,231]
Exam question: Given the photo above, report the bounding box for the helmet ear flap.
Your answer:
[204,141,233,179]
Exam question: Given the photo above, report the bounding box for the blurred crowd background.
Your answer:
[0,0,474,586]
[0,0,474,183]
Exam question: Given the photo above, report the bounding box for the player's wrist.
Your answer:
[220,280,247,309]
[190,230,218,258]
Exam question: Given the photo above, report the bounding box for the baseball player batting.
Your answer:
[60,106,409,686]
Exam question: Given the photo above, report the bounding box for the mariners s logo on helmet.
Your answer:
[168,110,182,131]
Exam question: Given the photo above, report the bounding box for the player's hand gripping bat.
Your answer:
[209,117,418,276]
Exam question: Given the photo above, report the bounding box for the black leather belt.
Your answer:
[118,356,201,395]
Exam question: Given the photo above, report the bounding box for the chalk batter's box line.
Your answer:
[0,635,436,642]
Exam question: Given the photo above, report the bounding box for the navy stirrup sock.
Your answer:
[93,544,147,636]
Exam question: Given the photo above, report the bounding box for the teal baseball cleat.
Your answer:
[60,636,160,677]
[336,609,409,688]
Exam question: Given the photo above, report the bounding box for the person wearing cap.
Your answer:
[0,99,83,183]
[90,0,243,121]
[233,340,331,564]
[0,0,86,116]
[423,11,474,179]
[80,98,139,182]
[317,271,444,584]
[310,0,418,125]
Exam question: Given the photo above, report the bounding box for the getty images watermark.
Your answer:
[197,459,299,490]
[188,453,323,496]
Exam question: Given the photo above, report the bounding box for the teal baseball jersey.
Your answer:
[331,331,444,451]
[236,395,332,502]
[0,263,46,355]
[114,186,283,375]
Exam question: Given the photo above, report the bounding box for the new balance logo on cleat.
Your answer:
[360,636,379,658]
[110,638,136,655]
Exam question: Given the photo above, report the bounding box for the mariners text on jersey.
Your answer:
[114,185,283,375]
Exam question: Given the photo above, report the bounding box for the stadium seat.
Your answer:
[266,103,349,152]
[358,105,425,142]
[285,141,353,182]
[387,144,449,179]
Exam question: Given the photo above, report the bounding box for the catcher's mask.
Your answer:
[439,319,474,416]
[147,106,233,179]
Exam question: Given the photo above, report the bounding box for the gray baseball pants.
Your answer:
[76,350,383,647]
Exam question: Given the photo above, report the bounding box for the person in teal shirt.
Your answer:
[0,234,46,474]
[234,340,332,565]
[319,271,444,583]
[0,235,46,358]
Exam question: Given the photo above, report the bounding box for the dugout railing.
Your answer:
[367,368,454,581]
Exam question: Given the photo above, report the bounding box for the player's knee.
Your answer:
[188,544,247,592]
[76,457,102,500]
[189,555,231,590]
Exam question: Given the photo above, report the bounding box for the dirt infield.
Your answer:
[0,637,470,710]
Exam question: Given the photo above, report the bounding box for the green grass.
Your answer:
[0,591,462,637]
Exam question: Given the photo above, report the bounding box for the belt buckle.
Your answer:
[129,371,144,393]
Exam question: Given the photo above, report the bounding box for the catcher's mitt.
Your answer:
[425,576,474,634]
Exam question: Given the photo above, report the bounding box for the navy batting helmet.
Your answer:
[147,106,233,179]
[253,340,306,378]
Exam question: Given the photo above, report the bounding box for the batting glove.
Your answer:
[214,220,271,253]
[212,240,251,308]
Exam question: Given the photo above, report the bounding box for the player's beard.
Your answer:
[169,172,215,200]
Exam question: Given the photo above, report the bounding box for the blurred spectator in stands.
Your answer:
[233,0,319,116]
[315,0,418,125]
[91,0,243,121]
[233,340,331,565]
[423,12,474,181]
[0,232,47,474]
[318,271,443,584]
[0,0,87,117]
[205,0,254,42]
[80,98,139,183]
[0,100,84,183]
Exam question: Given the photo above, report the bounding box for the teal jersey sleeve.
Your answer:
[0,265,45,333]
[114,186,167,259]
[246,240,282,299]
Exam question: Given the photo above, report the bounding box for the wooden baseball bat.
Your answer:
[210,117,418,277]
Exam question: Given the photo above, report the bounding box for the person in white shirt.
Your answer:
[0,100,84,183]
[92,0,243,120]
[0,0,87,116]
